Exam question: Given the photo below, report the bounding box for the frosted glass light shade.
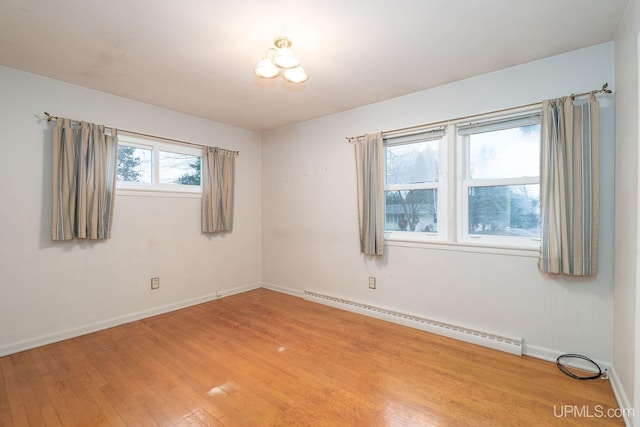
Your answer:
[254,58,280,78]
[255,36,307,82]
[273,47,299,69]
[283,66,308,83]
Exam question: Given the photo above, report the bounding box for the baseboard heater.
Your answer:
[303,290,523,356]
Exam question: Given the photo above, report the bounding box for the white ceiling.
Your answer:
[0,0,629,132]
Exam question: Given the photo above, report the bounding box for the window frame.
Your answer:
[456,111,541,248]
[381,106,543,251]
[116,133,203,196]
[383,127,448,243]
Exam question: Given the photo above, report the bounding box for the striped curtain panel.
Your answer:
[539,94,600,276]
[201,147,235,233]
[354,133,385,256]
[51,119,118,240]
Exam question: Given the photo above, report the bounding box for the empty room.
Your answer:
[1,1,639,425]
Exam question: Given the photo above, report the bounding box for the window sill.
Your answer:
[384,234,540,258]
[116,188,201,199]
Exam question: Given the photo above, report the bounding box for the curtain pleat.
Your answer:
[202,147,235,232]
[355,133,385,256]
[51,119,118,240]
[539,94,599,275]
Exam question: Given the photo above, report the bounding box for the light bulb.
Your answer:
[283,66,308,83]
[254,58,280,78]
[273,47,299,69]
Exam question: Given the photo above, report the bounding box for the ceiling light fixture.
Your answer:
[254,36,307,83]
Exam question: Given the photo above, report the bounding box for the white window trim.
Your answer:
[384,238,540,258]
[116,133,202,196]
[459,177,540,247]
[116,188,202,198]
[459,179,541,249]
[383,127,448,242]
[383,105,542,251]
[456,110,541,249]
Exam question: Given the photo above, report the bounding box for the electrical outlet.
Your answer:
[216,291,223,297]
[151,277,160,290]
[369,277,376,289]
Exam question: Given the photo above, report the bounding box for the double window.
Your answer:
[116,133,202,194]
[384,109,541,248]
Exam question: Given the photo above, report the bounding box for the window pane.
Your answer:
[386,140,439,185]
[469,124,540,179]
[117,145,151,183]
[159,151,201,186]
[468,185,540,237]
[385,189,437,232]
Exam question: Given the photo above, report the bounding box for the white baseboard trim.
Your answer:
[261,282,305,298]
[608,366,634,427]
[216,282,263,298]
[302,288,523,356]
[0,282,262,357]
[523,343,633,418]
[523,343,611,374]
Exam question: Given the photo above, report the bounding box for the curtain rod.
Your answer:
[346,83,613,142]
[43,112,240,156]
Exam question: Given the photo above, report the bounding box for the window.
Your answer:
[384,128,446,240]
[116,133,202,194]
[382,108,541,249]
[458,113,541,246]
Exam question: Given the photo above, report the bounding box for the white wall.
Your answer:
[262,43,616,365]
[614,0,640,421]
[0,67,262,355]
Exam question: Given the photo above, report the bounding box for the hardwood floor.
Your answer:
[0,289,623,426]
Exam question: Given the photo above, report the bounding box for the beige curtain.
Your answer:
[51,119,118,240]
[355,133,385,256]
[539,93,600,275]
[202,147,235,233]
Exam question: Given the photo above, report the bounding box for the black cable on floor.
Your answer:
[556,353,603,380]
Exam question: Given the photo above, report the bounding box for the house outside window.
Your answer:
[384,127,447,241]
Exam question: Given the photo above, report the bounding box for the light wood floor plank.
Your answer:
[0,289,623,426]
[0,356,31,426]
[13,351,51,427]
